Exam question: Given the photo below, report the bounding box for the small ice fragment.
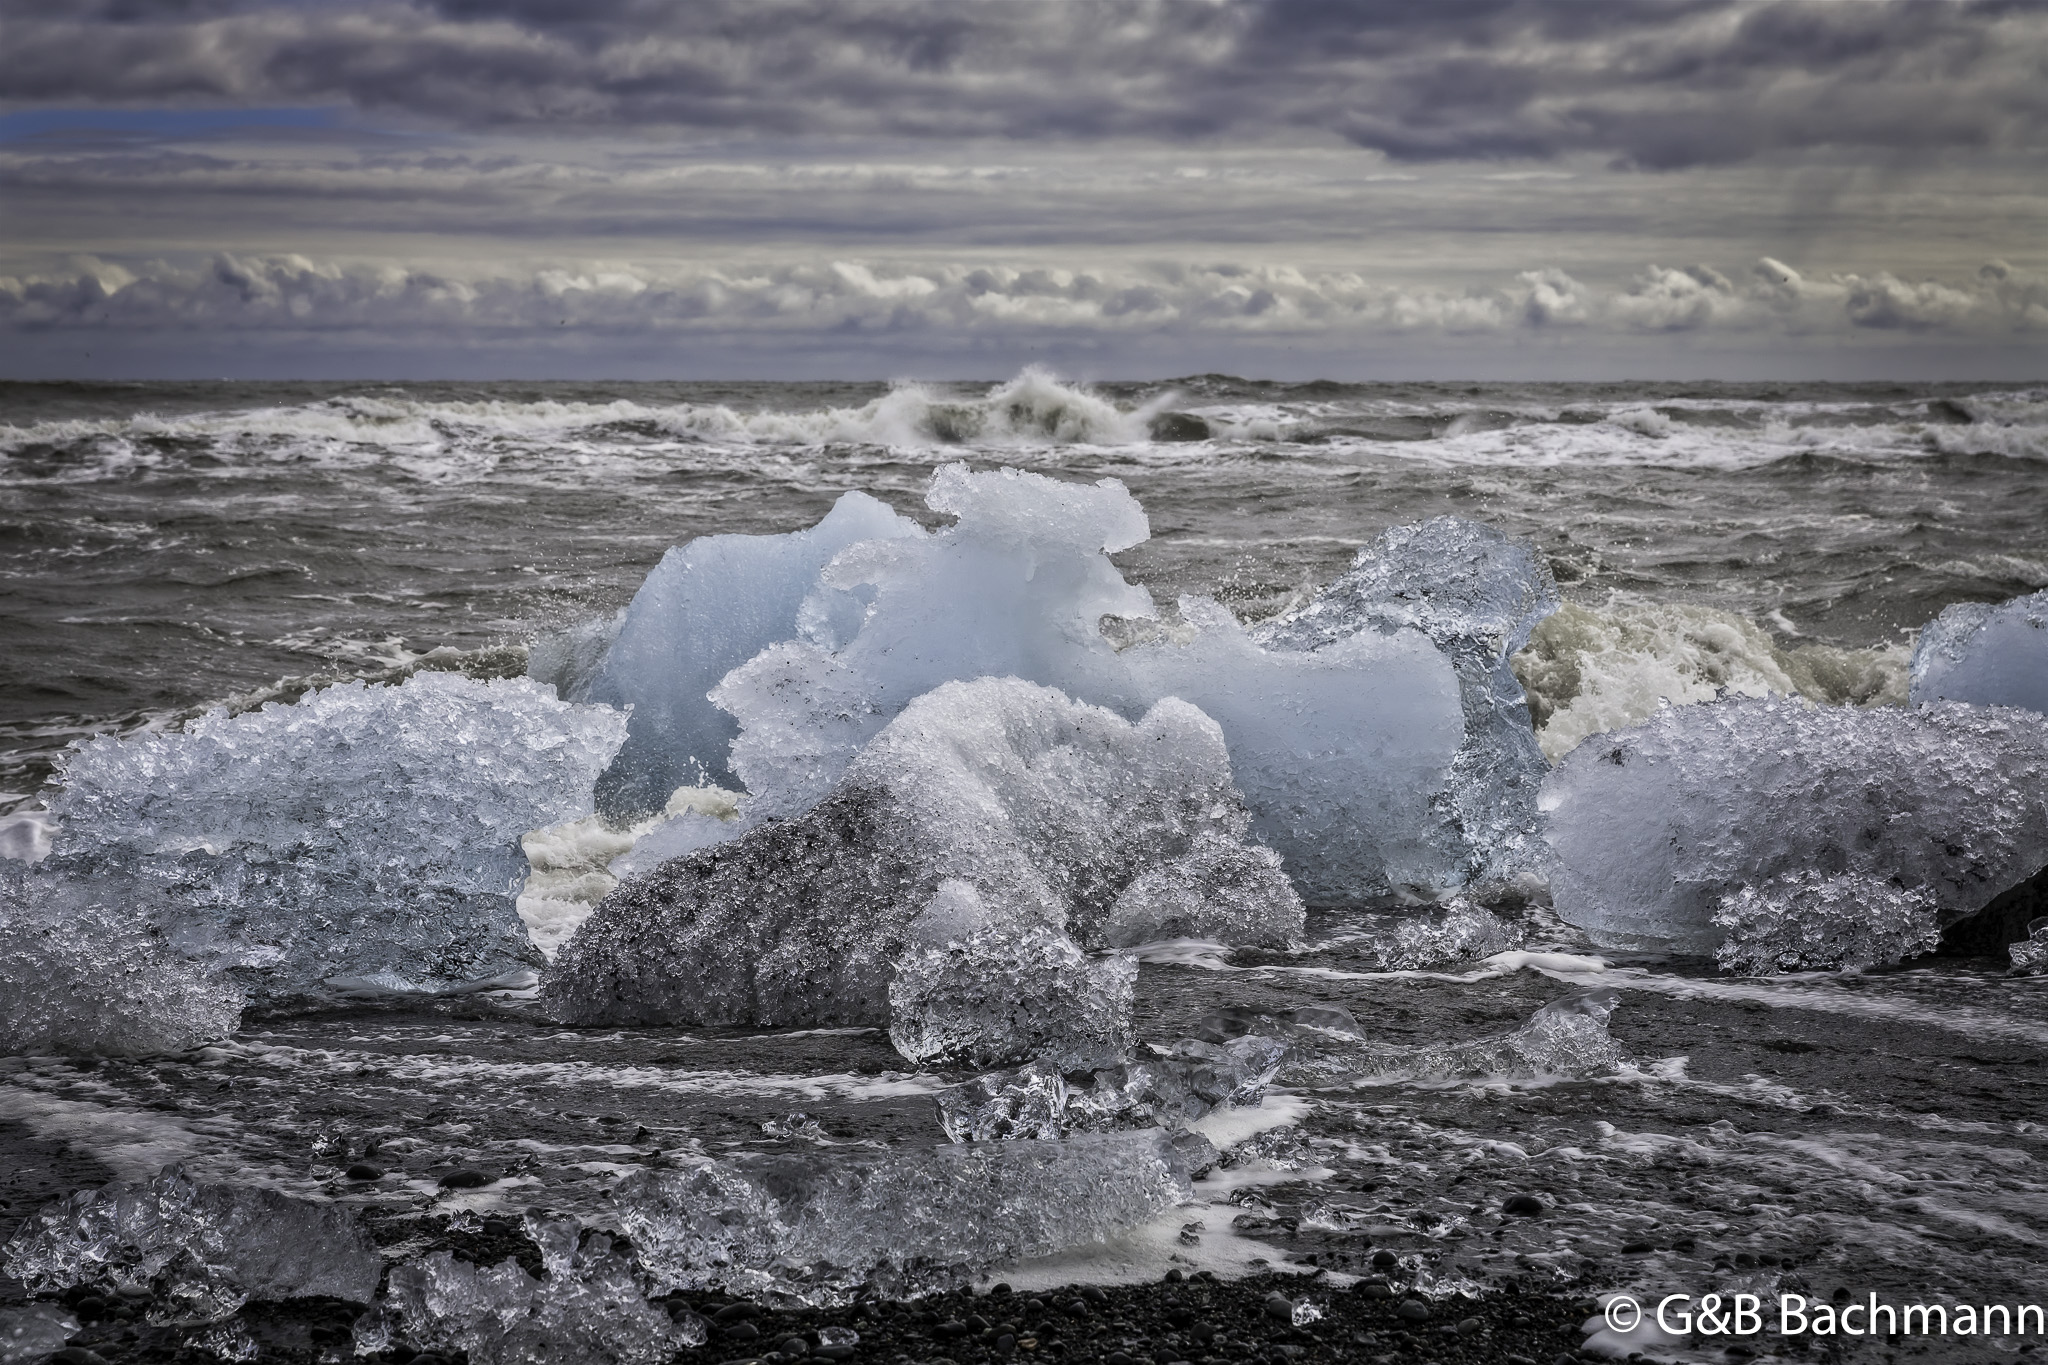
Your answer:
[612,1127,1218,1305]
[1291,1301,1324,1326]
[1,1167,381,1322]
[1334,898,1526,971]
[1229,990,1626,1086]
[1543,696,2048,961]
[891,891,1137,1071]
[2008,917,2048,976]
[935,1062,1070,1143]
[1909,588,2048,714]
[818,1325,860,1347]
[352,1215,689,1365]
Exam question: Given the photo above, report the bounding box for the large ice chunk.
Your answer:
[610,1127,1216,1304]
[586,491,922,817]
[1,1167,381,1322]
[1910,589,2048,714]
[352,1212,698,1365]
[1254,516,1558,889]
[28,673,625,1011]
[0,872,245,1056]
[542,678,1301,1053]
[713,464,1463,902]
[1543,697,2048,959]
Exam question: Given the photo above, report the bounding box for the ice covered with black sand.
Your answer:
[5,372,2048,1365]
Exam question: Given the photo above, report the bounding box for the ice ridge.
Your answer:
[1543,696,2048,962]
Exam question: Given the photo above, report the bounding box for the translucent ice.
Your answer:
[610,1127,1217,1304]
[1,1167,381,1322]
[543,679,1301,1057]
[30,672,625,1010]
[352,1212,695,1365]
[586,491,921,817]
[889,883,1137,1070]
[1246,990,1626,1086]
[1069,1035,1291,1131]
[0,872,245,1056]
[2009,918,2048,975]
[1543,697,2048,960]
[1255,516,1559,887]
[1910,588,2048,714]
[1712,872,1944,974]
[1331,899,1528,971]
[934,1061,1069,1143]
[712,464,1463,903]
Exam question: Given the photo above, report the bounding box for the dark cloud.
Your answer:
[1,1,2042,168]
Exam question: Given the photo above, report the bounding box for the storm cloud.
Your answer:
[4,1,2046,168]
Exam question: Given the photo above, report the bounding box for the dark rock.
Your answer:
[1357,1281,1394,1300]
[1264,1293,1296,1321]
[1621,1241,1653,1254]
[1081,1286,1108,1305]
[437,1168,493,1188]
[1396,1300,1431,1323]
[344,1163,385,1181]
[1064,1300,1091,1318]
[1457,1316,1484,1335]
[714,1303,760,1321]
[1503,1194,1546,1216]
[1371,1249,1400,1267]
[725,1321,762,1341]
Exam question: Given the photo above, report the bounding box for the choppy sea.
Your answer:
[4,370,2047,1362]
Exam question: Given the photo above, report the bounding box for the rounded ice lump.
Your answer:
[1542,696,2048,961]
[1909,587,2048,714]
[541,676,1303,1064]
[2,672,625,1051]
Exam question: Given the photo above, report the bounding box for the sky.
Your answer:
[1,0,2044,381]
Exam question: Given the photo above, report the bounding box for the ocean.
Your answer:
[2,370,2047,1362]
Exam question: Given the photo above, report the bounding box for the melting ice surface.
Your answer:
[6,417,2048,1365]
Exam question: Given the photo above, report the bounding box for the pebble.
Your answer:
[437,1168,493,1188]
[1457,1316,1483,1335]
[1370,1249,1399,1268]
[1503,1193,1546,1216]
[1621,1241,1654,1254]
[778,1336,809,1356]
[344,1163,384,1181]
[714,1304,759,1321]
[724,1321,762,1341]
[1396,1300,1432,1323]
[1264,1293,1296,1321]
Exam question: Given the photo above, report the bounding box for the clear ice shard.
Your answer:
[14,673,625,1022]
[1328,898,1528,971]
[934,1061,1069,1142]
[1211,991,1626,1086]
[1909,588,2048,714]
[352,1212,695,1365]
[1,1167,381,1322]
[2010,918,2048,975]
[609,1127,1217,1304]
[711,464,1464,903]
[542,678,1302,1063]
[1253,515,1560,890]
[934,1034,1288,1139]
[1542,696,2048,960]
[584,491,921,817]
